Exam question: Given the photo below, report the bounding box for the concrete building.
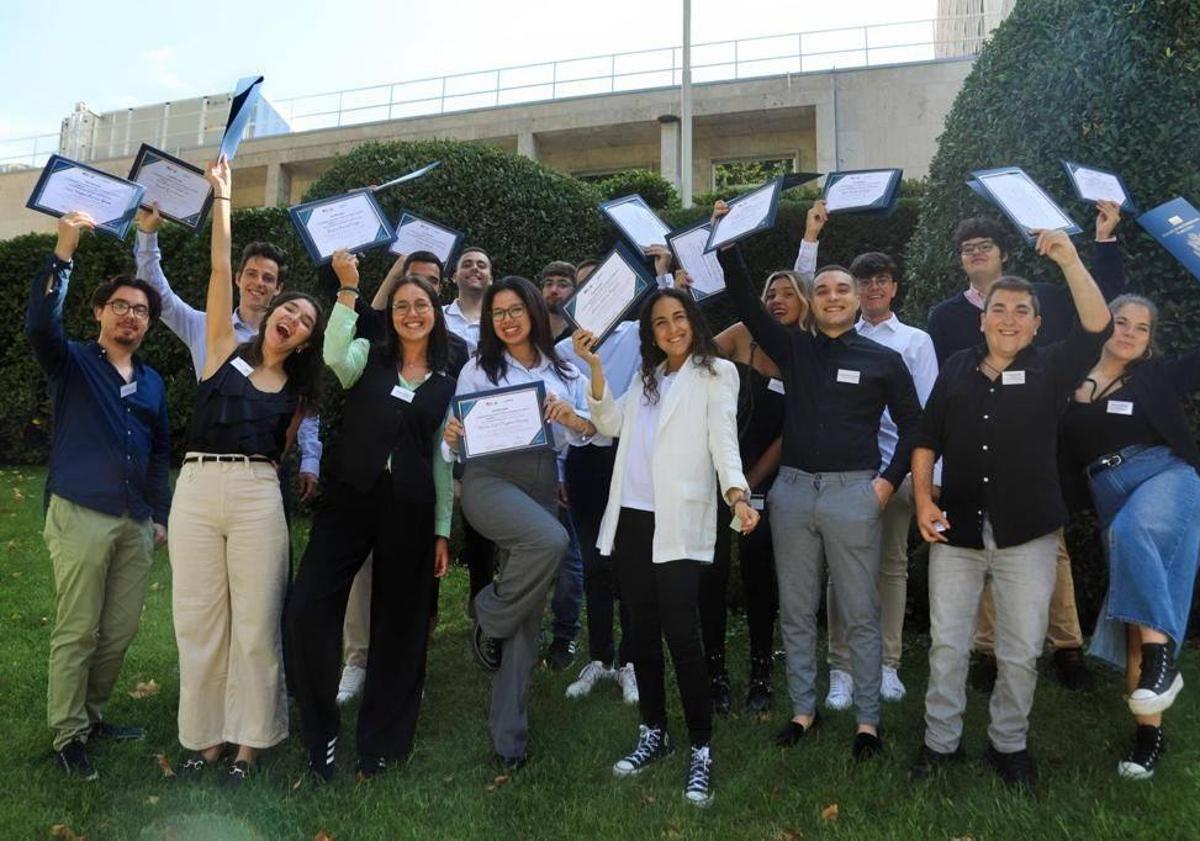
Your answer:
[936,0,1016,57]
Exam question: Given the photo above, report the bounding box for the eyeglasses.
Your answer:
[960,241,997,257]
[856,274,894,288]
[491,304,527,322]
[392,300,433,316]
[106,300,151,320]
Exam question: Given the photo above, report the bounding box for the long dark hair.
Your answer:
[477,275,575,385]
[637,288,720,403]
[241,290,326,409]
[383,274,450,373]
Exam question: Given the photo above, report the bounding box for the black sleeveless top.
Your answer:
[1060,383,1164,468]
[736,344,786,492]
[327,344,456,506]
[186,348,297,461]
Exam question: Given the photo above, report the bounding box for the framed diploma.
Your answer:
[823,168,903,215]
[562,243,656,348]
[970,166,1082,244]
[452,381,554,461]
[388,210,465,267]
[1137,197,1200,284]
[26,154,146,239]
[599,194,672,251]
[1061,160,1137,213]
[668,218,725,301]
[219,75,264,162]
[128,144,213,230]
[704,178,783,252]
[288,190,397,265]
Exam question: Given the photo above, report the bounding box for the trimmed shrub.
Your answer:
[594,169,680,211]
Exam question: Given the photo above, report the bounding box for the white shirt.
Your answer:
[443,299,481,353]
[794,239,819,278]
[620,370,677,511]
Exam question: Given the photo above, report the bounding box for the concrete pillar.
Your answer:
[814,79,839,177]
[264,161,292,208]
[517,131,539,161]
[658,115,681,192]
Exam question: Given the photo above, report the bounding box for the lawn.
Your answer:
[1,466,1197,840]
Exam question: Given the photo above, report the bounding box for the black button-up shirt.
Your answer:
[914,321,1112,549]
[719,248,922,488]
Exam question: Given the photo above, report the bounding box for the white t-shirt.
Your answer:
[620,370,677,511]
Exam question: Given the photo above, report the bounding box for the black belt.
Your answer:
[1085,444,1150,480]
[184,454,275,465]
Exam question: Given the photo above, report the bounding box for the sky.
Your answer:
[0,0,935,142]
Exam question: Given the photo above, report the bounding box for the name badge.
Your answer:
[1001,370,1026,385]
[231,357,255,377]
[1107,400,1134,416]
[768,378,786,395]
[390,385,415,403]
[750,493,766,511]
[120,381,137,398]
[836,369,861,385]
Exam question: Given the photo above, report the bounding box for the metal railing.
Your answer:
[0,12,1000,169]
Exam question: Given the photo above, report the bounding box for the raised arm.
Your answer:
[201,159,236,380]
[26,213,93,378]
[1035,229,1110,334]
[716,245,792,367]
[1091,199,1126,302]
[134,204,206,354]
[793,199,826,282]
[575,329,624,438]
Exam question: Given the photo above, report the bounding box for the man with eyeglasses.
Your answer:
[26,212,172,780]
[926,205,1125,694]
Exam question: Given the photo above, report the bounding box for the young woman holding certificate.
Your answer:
[442,276,595,772]
[286,251,455,782]
[1059,294,1200,780]
[573,288,760,808]
[168,158,325,785]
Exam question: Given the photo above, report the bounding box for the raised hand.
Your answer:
[204,157,231,198]
[1032,228,1081,268]
[135,202,162,234]
[572,329,601,368]
[54,211,96,261]
[644,244,673,276]
[673,269,694,291]
[331,249,360,288]
[1095,199,1121,241]
[804,199,828,241]
[710,200,730,226]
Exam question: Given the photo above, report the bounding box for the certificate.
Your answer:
[1137,197,1200,284]
[128,144,213,230]
[971,166,1082,244]
[372,161,442,193]
[287,190,397,264]
[453,381,554,461]
[563,244,655,347]
[388,210,464,267]
[26,154,145,239]
[599,194,672,250]
[823,168,902,214]
[219,75,264,162]
[1062,160,1137,213]
[704,178,783,252]
[668,219,725,301]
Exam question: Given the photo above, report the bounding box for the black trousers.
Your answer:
[612,508,711,746]
[566,443,632,666]
[286,473,434,760]
[699,498,778,669]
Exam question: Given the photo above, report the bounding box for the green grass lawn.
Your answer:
[1,467,1198,840]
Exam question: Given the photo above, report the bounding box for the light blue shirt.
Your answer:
[443,299,480,353]
[555,320,643,448]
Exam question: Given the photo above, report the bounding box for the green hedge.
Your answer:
[594,169,680,211]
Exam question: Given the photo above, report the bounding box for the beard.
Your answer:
[546,301,564,316]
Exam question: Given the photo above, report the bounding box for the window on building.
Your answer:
[712,156,796,190]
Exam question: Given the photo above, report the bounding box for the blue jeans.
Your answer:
[550,507,583,642]
[1087,445,1200,669]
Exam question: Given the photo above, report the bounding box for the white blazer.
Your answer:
[589,355,749,564]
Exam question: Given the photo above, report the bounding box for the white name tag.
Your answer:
[1001,370,1026,385]
[750,494,766,511]
[390,385,415,403]
[768,378,786,395]
[836,369,861,385]
[1107,400,1134,416]
[231,357,255,377]
[119,381,137,398]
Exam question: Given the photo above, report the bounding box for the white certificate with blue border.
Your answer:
[388,210,464,266]
[453,382,553,461]
[288,190,396,265]
[668,219,725,301]
[128,144,213,230]
[26,154,145,239]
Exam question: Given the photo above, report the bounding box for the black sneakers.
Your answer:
[774,712,819,747]
[546,638,577,672]
[746,654,773,714]
[357,755,388,780]
[1129,643,1183,715]
[471,621,503,673]
[223,759,252,788]
[89,721,145,741]
[177,751,214,780]
[612,725,675,778]
[55,740,98,781]
[1052,647,1094,691]
[1118,724,1166,780]
[910,743,964,780]
[308,738,337,783]
[683,745,714,808]
[984,745,1036,792]
[851,730,884,762]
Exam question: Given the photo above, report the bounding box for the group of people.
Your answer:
[27,155,1200,808]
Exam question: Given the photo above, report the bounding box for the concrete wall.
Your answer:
[0,56,974,241]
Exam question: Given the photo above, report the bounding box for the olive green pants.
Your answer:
[44,494,154,751]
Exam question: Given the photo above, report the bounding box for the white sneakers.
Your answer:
[881,664,907,701]
[565,660,639,703]
[336,664,366,706]
[825,669,854,710]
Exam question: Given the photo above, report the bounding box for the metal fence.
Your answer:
[0,12,998,169]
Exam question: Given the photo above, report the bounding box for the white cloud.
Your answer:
[143,46,188,92]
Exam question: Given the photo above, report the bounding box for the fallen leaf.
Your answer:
[40,616,49,626]
[156,753,175,778]
[149,582,161,592]
[10,571,22,578]
[5,539,16,550]
[49,825,86,841]
[13,488,25,501]
[129,679,160,699]
[640,794,657,805]
[292,776,304,791]
[820,803,838,823]
[315,833,334,841]
[775,831,802,841]
[145,796,159,805]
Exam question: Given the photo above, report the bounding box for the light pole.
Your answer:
[681,0,693,208]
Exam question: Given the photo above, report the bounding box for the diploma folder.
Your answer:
[452,381,554,461]
[1061,160,1138,214]
[26,154,145,239]
[1137,197,1200,284]
[128,144,214,230]
[287,190,397,265]
[969,166,1082,245]
[562,243,656,348]
[822,168,903,216]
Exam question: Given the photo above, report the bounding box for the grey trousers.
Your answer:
[463,450,568,759]
[768,466,883,726]
[923,522,1058,754]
